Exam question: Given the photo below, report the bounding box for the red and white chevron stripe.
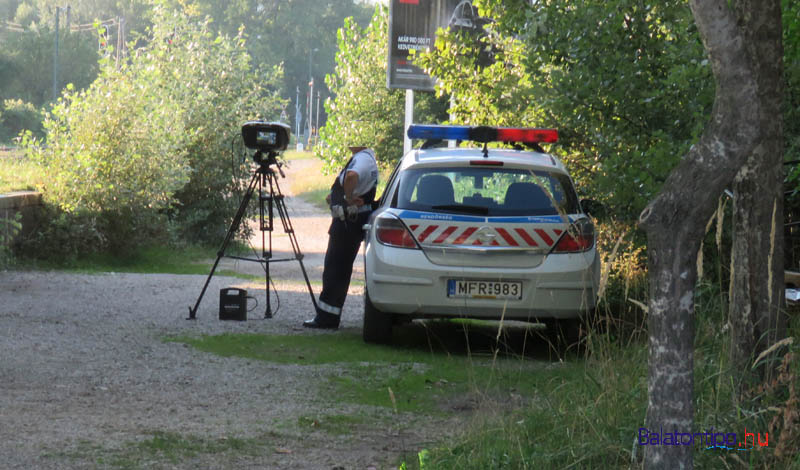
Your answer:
[407,223,564,248]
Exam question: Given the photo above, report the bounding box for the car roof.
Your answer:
[400,146,569,174]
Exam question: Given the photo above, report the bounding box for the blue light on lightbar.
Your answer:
[407,124,470,141]
[407,124,559,144]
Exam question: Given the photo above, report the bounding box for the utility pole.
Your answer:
[295,86,302,149]
[315,91,321,146]
[53,7,59,101]
[306,47,318,148]
[115,17,125,68]
[115,17,120,67]
[307,78,314,147]
[52,5,70,102]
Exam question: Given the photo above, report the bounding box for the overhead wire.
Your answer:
[1,17,118,33]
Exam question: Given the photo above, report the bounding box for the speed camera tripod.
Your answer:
[187,150,318,319]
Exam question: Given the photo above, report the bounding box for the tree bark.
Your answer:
[728,0,787,387]
[638,1,764,468]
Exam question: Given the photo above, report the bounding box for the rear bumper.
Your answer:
[364,241,600,320]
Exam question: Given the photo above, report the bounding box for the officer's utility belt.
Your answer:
[330,177,376,212]
[329,151,377,210]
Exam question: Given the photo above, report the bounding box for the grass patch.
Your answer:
[406,312,800,469]
[412,340,648,469]
[167,326,590,416]
[0,150,41,193]
[49,431,266,469]
[297,414,367,436]
[167,326,658,468]
[18,243,262,282]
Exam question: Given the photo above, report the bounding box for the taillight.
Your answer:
[553,218,594,253]
[375,215,419,249]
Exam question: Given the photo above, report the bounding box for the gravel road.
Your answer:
[0,159,425,469]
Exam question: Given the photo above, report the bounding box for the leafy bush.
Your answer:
[0,99,42,143]
[416,0,712,221]
[319,5,448,172]
[319,6,404,171]
[0,212,21,268]
[24,4,284,254]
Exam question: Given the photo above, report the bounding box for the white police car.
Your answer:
[362,124,600,344]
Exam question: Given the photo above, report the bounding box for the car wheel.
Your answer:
[363,290,393,344]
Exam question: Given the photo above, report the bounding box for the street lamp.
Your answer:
[315,90,321,147]
[307,47,318,147]
[295,86,301,143]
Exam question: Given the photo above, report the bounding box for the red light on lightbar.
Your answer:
[470,160,504,166]
[496,128,558,144]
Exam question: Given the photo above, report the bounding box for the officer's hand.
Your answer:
[331,205,345,221]
[347,196,365,207]
[345,204,359,220]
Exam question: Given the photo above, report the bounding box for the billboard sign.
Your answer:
[388,0,468,91]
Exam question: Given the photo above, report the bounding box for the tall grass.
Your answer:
[406,218,800,469]
[0,149,40,193]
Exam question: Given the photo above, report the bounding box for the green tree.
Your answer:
[0,0,156,121]
[318,6,404,170]
[418,0,713,219]
[179,0,373,130]
[0,22,100,109]
[319,5,448,171]
[26,2,283,252]
[0,98,42,141]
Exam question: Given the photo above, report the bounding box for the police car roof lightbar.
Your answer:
[407,124,558,144]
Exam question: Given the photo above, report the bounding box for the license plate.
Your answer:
[447,279,522,300]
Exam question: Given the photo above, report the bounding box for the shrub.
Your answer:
[0,99,42,143]
[25,4,284,254]
[0,212,21,268]
[319,5,448,172]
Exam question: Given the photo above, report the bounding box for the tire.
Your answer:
[363,290,393,344]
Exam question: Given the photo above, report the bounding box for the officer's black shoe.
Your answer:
[303,311,340,329]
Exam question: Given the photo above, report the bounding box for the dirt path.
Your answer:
[0,158,428,469]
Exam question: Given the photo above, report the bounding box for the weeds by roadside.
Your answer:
[0,211,21,269]
[400,216,800,470]
[0,149,40,193]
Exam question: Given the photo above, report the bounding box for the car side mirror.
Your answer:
[580,198,607,221]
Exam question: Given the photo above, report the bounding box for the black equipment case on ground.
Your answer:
[219,288,247,321]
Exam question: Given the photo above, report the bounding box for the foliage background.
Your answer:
[318,5,448,171]
[416,0,713,220]
[0,0,374,145]
[23,3,283,255]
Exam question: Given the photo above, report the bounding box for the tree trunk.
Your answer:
[638,1,764,467]
[728,0,787,387]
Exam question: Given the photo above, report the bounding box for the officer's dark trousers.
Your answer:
[317,212,371,316]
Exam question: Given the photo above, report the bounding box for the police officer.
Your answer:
[303,146,378,329]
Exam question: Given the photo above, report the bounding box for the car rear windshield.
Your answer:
[392,166,580,217]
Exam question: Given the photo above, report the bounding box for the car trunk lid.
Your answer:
[394,209,571,268]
